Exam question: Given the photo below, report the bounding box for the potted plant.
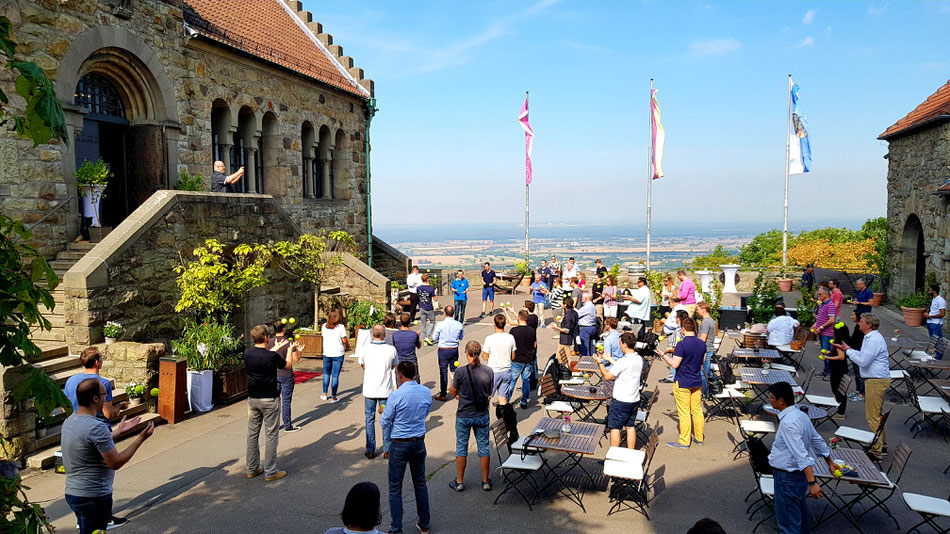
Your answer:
[514,257,531,287]
[871,279,884,307]
[347,299,385,337]
[269,231,355,327]
[103,321,123,344]
[747,271,779,324]
[75,158,112,228]
[125,381,145,407]
[795,290,817,339]
[899,291,929,327]
[777,266,794,292]
[293,321,324,358]
[172,317,243,413]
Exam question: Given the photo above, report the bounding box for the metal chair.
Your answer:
[604,429,659,517]
[901,491,950,534]
[904,379,950,441]
[491,418,543,510]
[845,442,912,529]
[731,396,776,460]
[539,374,574,418]
[634,386,659,444]
[744,454,775,532]
[803,374,852,428]
[834,410,892,453]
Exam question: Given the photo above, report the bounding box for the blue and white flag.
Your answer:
[788,80,812,174]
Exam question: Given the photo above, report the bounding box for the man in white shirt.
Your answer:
[358,324,397,459]
[592,332,644,449]
[663,303,688,335]
[767,306,800,347]
[623,276,652,325]
[924,283,946,340]
[561,257,580,284]
[832,313,889,461]
[406,266,423,324]
[481,314,515,406]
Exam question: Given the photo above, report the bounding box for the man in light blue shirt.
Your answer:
[380,361,432,534]
[577,294,597,356]
[833,312,890,460]
[433,304,465,401]
[530,273,549,328]
[602,317,623,362]
[767,381,837,534]
[451,270,469,322]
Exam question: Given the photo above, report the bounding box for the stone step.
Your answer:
[55,250,87,261]
[28,342,70,362]
[30,329,66,342]
[30,314,64,328]
[66,242,95,253]
[31,354,80,374]
[49,260,77,272]
[48,366,84,387]
[322,285,342,295]
[26,412,164,470]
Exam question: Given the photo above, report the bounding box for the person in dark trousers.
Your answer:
[392,313,422,382]
[244,324,297,482]
[847,310,866,402]
[448,340,494,492]
[767,381,838,534]
[269,319,302,432]
[825,321,851,419]
[406,265,423,323]
[801,264,815,294]
[209,160,244,193]
[380,361,432,534]
[552,296,579,363]
[506,309,538,408]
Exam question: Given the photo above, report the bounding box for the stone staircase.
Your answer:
[31,241,96,343]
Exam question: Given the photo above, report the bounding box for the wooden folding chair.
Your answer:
[604,429,659,518]
[491,419,543,510]
[846,442,911,529]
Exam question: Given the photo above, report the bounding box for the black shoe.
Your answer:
[519,403,528,409]
[448,480,464,492]
[107,517,129,530]
[659,378,674,384]
[283,425,302,433]
[364,451,375,459]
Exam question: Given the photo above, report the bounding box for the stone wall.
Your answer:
[0,365,35,460]
[372,236,410,282]
[63,191,312,347]
[323,252,390,318]
[98,342,165,393]
[0,0,373,260]
[883,121,950,334]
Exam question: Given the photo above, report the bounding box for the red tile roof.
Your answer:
[937,180,950,195]
[184,0,369,98]
[879,80,950,140]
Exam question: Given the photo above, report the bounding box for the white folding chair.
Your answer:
[901,491,950,534]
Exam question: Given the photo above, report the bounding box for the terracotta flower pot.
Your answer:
[778,279,793,292]
[872,292,884,307]
[901,307,926,327]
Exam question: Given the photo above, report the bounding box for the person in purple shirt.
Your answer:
[392,313,422,382]
[675,270,697,316]
[811,287,838,378]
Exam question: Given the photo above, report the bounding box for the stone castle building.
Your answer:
[0,0,408,347]
[878,79,950,326]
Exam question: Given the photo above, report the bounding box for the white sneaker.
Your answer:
[320,394,328,401]
[330,397,339,403]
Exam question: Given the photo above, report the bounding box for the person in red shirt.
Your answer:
[828,279,844,316]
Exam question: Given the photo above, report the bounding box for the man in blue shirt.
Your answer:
[854,278,875,316]
[451,270,469,323]
[433,305,465,401]
[530,273,549,328]
[601,317,623,363]
[537,259,553,291]
[479,262,497,319]
[380,361,432,534]
[576,293,597,356]
[801,264,815,294]
[767,381,838,534]
[64,347,126,425]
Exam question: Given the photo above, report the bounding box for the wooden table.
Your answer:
[811,447,890,533]
[740,368,796,404]
[927,378,950,400]
[910,358,950,381]
[733,348,782,361]
[763,404,829,426]
[561,383,611,422]
[574,356,600,373]
[529,417,605,512]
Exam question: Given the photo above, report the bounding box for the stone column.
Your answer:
[302,156,313,197]
[321,151,332,199]
[245,144,258,194]
[219,143,233,173]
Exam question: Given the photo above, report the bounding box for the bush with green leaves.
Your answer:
[74,158,112,188]
[689,245,737,270]
[898,292,929,309]
[269,231,355,323]
[175,239,269,320]
[346,300,386,334]
[747,271,779,324]
[103,321,123,339]
[174,170,206,191]
[171,317,243,371]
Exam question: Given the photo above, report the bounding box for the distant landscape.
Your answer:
[375,219,870,271]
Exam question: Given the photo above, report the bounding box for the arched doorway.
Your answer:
[901,214,925,293]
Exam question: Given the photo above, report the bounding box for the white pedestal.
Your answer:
[696,270,714,294]
[720,264,741,294]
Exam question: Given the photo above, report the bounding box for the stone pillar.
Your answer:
[219,143,233,173]
[321,155,332,199]
[245,145,258,194]
[302,156,313,197]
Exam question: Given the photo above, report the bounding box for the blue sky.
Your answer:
[313,0,950,228]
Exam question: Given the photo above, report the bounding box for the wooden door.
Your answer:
[125,125,167,211]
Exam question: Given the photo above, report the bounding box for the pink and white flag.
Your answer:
[651,89,665,179]
[519,95,535,185]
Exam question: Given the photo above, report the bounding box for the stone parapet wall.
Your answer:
[63,191,312,348]
[0,365,35,460]
[98,342,164,392]
[323,252,390,317]
[372,236,409,282]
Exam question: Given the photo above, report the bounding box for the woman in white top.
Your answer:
[324,482,384,534]
[660,274,675,317]
[321,308,350,402]
[603,276,618,318]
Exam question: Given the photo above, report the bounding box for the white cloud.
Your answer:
[867,4,887,15]
[796,36,815,47]
[803,9,816,24]
[689,38,741,56]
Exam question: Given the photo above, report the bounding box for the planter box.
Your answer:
[653,319,664,333]
[213,365,248,404]
[297,332,323,358]
[901,307,926,327]
[186,369,213,413]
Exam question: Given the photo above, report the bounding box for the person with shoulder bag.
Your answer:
[448,341,494,492]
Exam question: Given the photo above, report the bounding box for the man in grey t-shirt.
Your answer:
[62,378,154,534]
[697,302,717,397]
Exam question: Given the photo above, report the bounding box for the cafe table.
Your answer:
[811,447,890,533]
[526,417,605,512]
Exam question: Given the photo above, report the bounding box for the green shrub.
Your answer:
[347,300,386,333]
[171,317,243,371]
[175,170,206,191]
[898,292,929,309]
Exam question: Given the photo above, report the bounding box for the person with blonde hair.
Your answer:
[660,274,675,317]
[321,309,350,402]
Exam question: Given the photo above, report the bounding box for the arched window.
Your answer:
[74,73,126,119]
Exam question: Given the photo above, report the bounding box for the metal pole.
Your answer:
[646,79,653,271]
[783,75,791,266]
[524,91,530,265]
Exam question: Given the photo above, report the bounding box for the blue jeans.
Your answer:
[773,469,811,534]
[454,300,467,322]
[322,356,343,396]
[437,348,459,396]
[455,414,491,457]
[364,397,392,454]
[276,372,295,429]
[701,350,714,396]
[388,439,430,534]
[66,493,112,534]
[927,323,944,341]
[507,361,536,405]
[579,325,595,356]
[820,335,832,375]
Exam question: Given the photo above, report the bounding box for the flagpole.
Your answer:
[524,91,530,266]
[783,74,791,266]
[646,79,653,271]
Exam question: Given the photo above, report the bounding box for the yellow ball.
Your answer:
[281,318,287,324]
[453,361,460,367]
[294,334,300,340]
[289,317,296,324]
[819,355,825,360]
[834,469,842,477]
[658,336,665,341]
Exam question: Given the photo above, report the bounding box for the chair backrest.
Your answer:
[638,430,660,488]
[797,367,816,395]
[869,410,891,449]
[883,442,912,485]
[540,373,558,397]
[793,327,809,343]
[835,374,853,398]
[490,418,510,463]
[936,337,949,358]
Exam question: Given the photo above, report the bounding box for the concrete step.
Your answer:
[48,366,83,387]
[55,250,87,261]
[66,242,95,253]
[30,314,64,328]
[31,354,80,374]
[28,342,70,362]
[26,412,164,470]
[49,260,77,272]
[30,329,66,342]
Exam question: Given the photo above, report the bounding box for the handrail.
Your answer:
[28,196,77,231]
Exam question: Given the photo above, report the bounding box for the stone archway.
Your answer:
[900,214,925,294]
[55,26,181,236]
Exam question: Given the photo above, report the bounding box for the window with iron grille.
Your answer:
[74,73,126,118]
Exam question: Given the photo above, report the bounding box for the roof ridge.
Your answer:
[274,0,371,98]
[879,79,950,140]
